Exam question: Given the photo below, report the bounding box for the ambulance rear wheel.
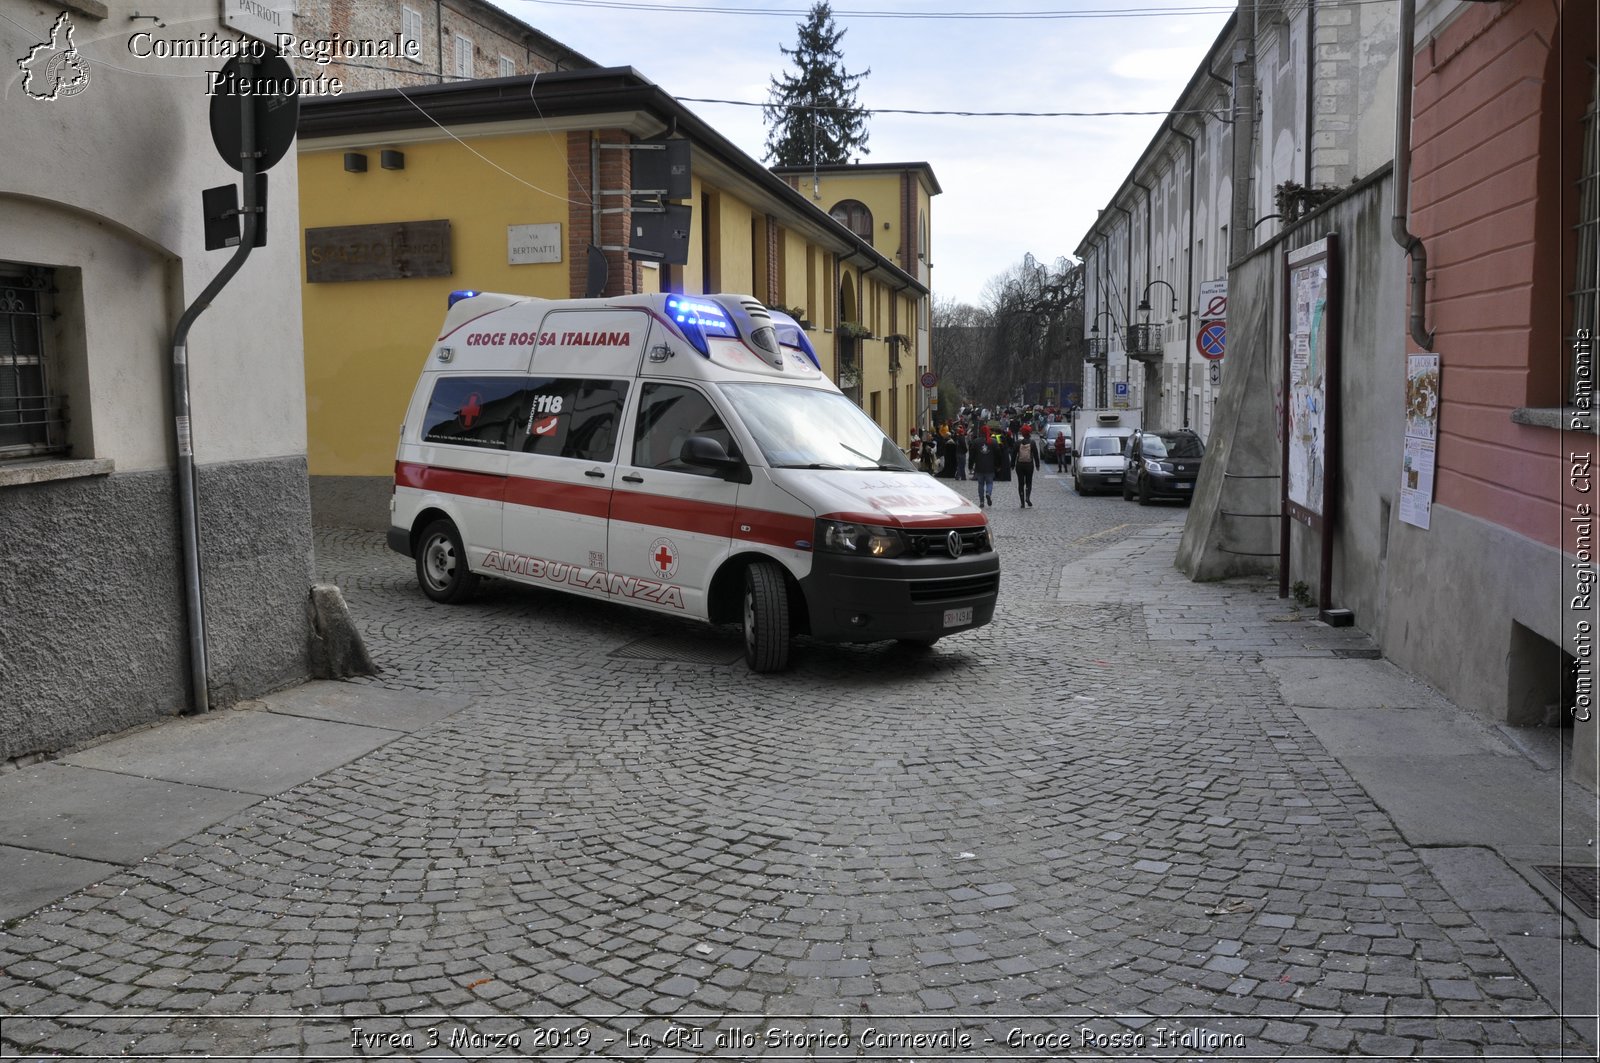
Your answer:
[742,560,791,672]
[417,519,479,603]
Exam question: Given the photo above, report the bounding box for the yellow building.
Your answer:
[774,162,941,431]
[297,69,929,527]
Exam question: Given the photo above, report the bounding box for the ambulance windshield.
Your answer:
[720,384,916,472]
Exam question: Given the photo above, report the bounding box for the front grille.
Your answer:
[909,571,1000,603]
[903,526,992,556]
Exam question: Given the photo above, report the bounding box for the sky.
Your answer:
[496,0,1236,307]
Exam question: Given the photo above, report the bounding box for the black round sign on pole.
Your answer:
[208,53,300,173]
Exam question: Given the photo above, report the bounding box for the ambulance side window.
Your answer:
[511,377,628,461]
[422,376,526,450]
[632,383,735,475]
[564,379,629,462]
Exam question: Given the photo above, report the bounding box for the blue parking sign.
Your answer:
[1113,381,1130,398]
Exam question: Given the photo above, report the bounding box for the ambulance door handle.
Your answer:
[585,468,606,479]
[621,473,644,483]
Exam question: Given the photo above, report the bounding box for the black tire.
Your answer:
[1138,476,1152,506]
[1074,475,1085,496]
[416,518,479,603]
[742,560,791,672]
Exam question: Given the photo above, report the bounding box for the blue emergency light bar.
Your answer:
[667,296,738,356]
[767,309,821,369]
[448,289,480,308]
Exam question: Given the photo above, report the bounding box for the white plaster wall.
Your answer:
[1355,4,1401,178]
[1,0,306,470]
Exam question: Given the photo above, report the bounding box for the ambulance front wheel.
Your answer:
[742,560,791,672]
[417,518,480,603]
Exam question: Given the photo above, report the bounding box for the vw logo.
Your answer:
[946,530,964,558]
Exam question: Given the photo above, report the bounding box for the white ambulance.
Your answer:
[388,291,999,671]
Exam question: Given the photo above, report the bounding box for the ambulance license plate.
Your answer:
[943,607,973,628]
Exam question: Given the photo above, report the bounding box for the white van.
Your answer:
[388,291,1000,671]
[1070,409,1141,495]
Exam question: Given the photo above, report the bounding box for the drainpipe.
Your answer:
[435,1,444,83]
[1171,118,1199,429]
[1392,0,1435,351]
[1133,178,1153,287]
[1133,177,1156,424]
[1110,201,1135,406]
[1305,0,1315,186]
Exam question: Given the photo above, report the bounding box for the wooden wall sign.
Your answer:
[305,220,452,282]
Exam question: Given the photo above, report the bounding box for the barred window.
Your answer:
[1572,63,1600,401]
[0,264,65,459]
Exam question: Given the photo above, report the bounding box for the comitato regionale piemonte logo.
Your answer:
[17,11,90,101]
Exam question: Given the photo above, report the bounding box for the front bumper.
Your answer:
[799,549,1000,643]
[387,525,413,557]
[1079,467,1125,491]
[1144,473,1198,498]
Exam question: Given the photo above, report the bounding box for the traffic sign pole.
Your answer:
[169,52,299,717]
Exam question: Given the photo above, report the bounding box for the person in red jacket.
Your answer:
[1053,429,1068,472]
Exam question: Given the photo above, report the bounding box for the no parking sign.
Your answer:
[1197,320,1226,360]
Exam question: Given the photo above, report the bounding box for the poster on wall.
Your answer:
[1285,245,1332,524]
[1399,354,1441,529]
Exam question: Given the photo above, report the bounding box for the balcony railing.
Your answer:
[1124,323,1165,359]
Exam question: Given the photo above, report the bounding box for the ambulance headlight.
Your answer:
[816,519,905,558]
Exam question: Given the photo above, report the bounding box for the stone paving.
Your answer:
[0,469,1592,1059]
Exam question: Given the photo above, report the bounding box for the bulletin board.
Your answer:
[1280,235,1342,607]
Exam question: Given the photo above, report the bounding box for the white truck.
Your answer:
[1070,408,1143,495]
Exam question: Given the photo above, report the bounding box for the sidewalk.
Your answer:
[1063,525,1600,1034]
[0,683,470,923]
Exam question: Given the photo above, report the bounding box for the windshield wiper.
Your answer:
[776,462,844,469]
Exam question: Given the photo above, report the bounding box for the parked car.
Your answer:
[1122,428,1206,504]
[1039,422,1072,467]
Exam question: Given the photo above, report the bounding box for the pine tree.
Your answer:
[763,2,870,167]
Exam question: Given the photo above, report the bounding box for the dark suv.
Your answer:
[1122,429,1205,504]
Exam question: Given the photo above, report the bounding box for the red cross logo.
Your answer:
[460,393,483,427]
[649,537,678,579]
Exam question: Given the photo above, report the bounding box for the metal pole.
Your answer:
[168,57,262,714]
[1170,119,1199,429]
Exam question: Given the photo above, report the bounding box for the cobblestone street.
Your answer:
[1,468,1594,1060]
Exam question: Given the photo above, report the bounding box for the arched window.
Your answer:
[830,200,873,240]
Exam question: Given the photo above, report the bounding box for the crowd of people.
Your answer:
[908,404,1074,509]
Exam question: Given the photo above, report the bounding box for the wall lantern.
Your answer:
[343,152,367,173]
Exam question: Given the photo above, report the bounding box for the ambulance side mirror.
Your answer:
[681,435,751,484]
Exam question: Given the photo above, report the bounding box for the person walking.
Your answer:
[969,426,997,507]
[954,424,969,480]
[1053,429,1068,473]
[1014,424,1038,507]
